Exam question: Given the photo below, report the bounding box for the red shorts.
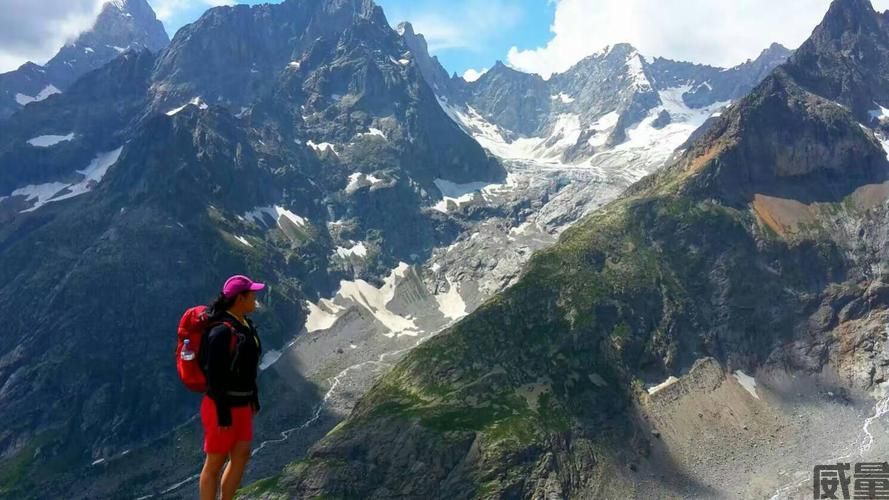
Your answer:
[200,395,253,454]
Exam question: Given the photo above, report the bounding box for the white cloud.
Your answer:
[507,0,889,79]
[462,67,487,82]
[0,0,104,72]
[0,0,236,72]
[387,0,522,53]
[150,0,232,22]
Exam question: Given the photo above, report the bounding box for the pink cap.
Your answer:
[222,275,266,298]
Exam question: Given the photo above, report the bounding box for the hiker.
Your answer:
[198,275,265,500]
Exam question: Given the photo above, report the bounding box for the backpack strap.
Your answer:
[200,320,241,374]
[209,320,242,371]
[204,320,238,352]
[219,321,238,353]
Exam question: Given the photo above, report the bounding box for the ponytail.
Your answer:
[207,292,237,317]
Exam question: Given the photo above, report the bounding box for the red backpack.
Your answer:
[175,305,235,392]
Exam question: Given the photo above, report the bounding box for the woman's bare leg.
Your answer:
[220,440,251,500]
[200,452,228,500]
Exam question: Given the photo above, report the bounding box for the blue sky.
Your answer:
[378,0,556,78]
[150,0,556,79]
[6,1,889,78]
[146,0,889,79]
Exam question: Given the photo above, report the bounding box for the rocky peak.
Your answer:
[817,0,880,38]
[549,42,658,137]
[45,0,168,87]
[462,60,550,136]
[673,69,889,207]
[397,21,455,96]
[606,42,640,60]
[326,0,387,22]
[483,60,520,78]
[150,0,397,110]
[662,0,889,208]
[784,0,889,120]
[739,43,793,75]
[761,42,793,60]
[396,20,415,37]
[0,0,168,119]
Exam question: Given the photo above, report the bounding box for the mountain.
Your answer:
[432,41,791,166]
[230,22,793,500]
[0,0,504,497]
[366,25,792,331]
[252,1,889,498]
[0,0,169,120]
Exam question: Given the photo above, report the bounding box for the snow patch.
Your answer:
[44,147,124,204]
[335,241,368,259]
[439,102,582,163]
[357,127,386,140]
[14,84,61,105]
[306,140,337,155]
[432,178,500,212]
[166,97,208,116]
[877,131,889,160]
[509,220,539,236]
[586,111,620,148]
[336,263,420,337]
[27,132,74,147]
[8,147,123,213]
[550,92,575,104]
[259,350,282,370]
[647,376,679,395]
[234,235,253,248]
[545,113,582,150]
[288,61,300,69]
[1,182,69,208]
[305,299,345,333]
[582,86,730,183]
[243,205,309,230]
[733,370,759,399]
[626,53,652,90]
[345,172,384,193]
[869,103,889,122]
[435,278,466,321]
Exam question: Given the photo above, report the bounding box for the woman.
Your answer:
[199,274,264,500]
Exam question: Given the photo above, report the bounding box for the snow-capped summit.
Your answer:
[0,0,169,119]
[406,34,790,168]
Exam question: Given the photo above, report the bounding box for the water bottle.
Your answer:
[180,339,195,361]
